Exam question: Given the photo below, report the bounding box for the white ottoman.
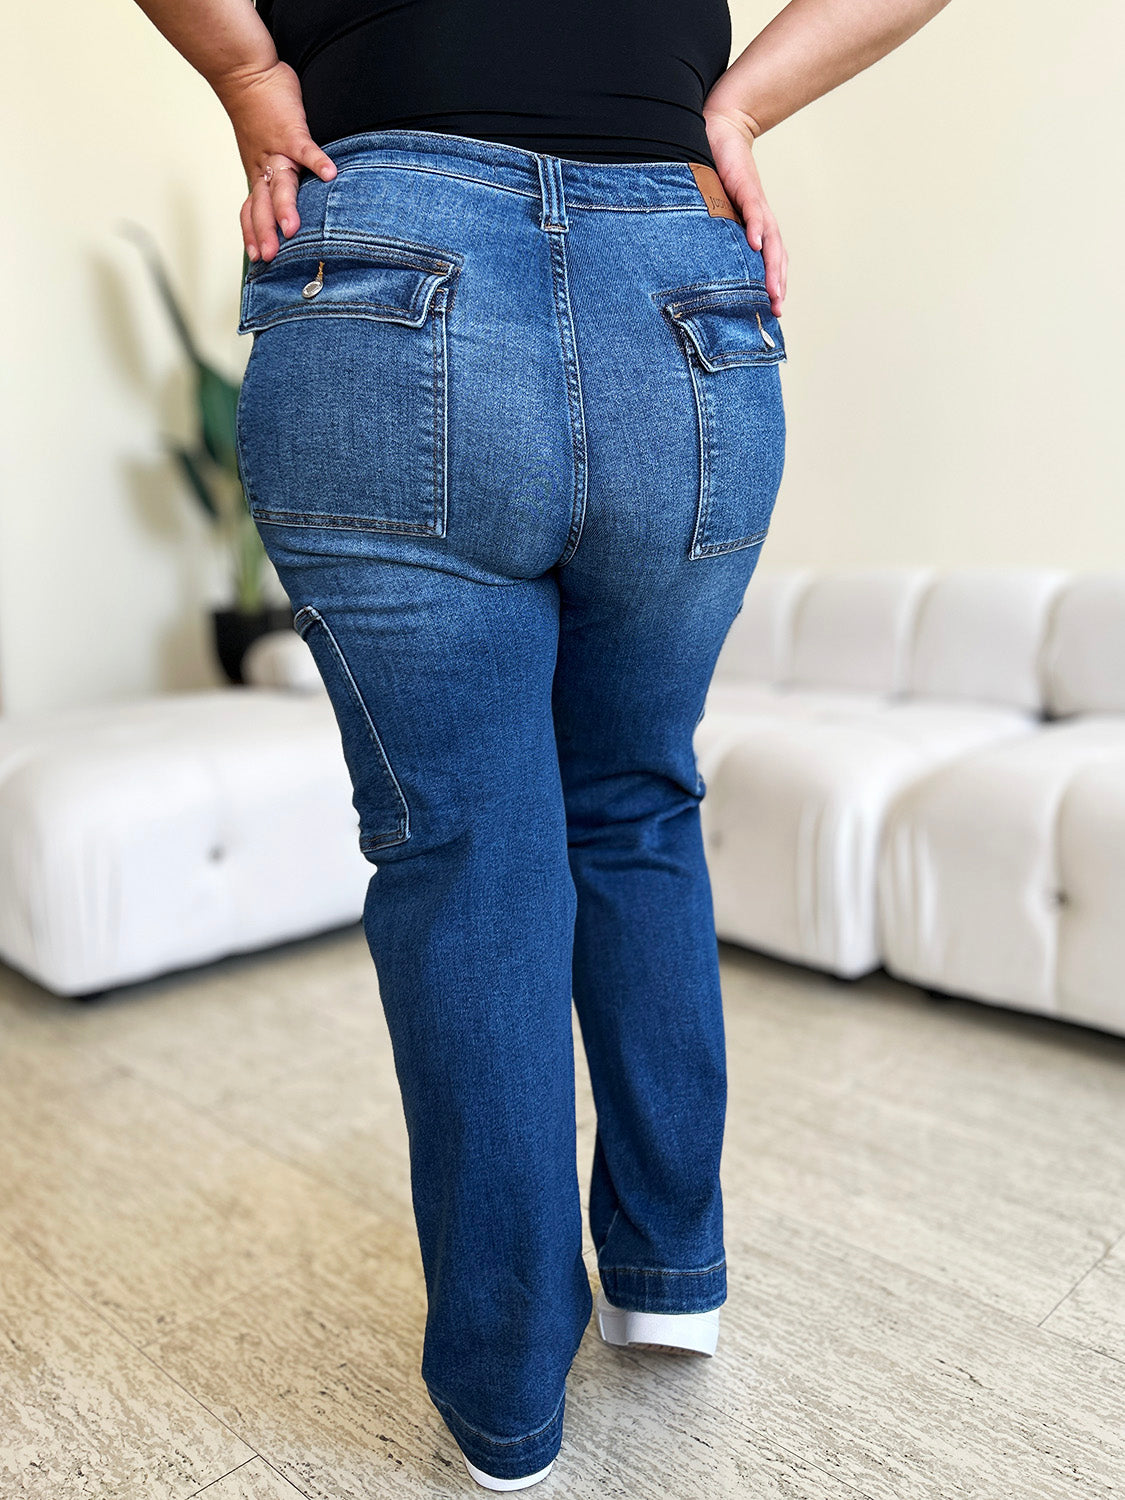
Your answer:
[878,718,1125,1034]
[700,701,1035,979]
[0,689,371,996]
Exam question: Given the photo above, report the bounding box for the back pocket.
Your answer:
[235,236,461,537]
[656,281,787,559]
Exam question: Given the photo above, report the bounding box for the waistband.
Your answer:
[309,127,742,225]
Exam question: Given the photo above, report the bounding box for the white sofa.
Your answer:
[699,569,1125,1037]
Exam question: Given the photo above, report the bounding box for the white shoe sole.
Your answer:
[463,1457,555,1491]
[595,1290,720,1356]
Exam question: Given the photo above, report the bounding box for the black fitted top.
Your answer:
[256,0,731,170]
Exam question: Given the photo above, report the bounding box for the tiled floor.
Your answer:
[1,927,1123,1498]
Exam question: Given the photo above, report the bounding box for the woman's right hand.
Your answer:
[703,108,787,317]
[217,60,338,263]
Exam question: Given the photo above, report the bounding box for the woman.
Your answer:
[132,0,950,1489]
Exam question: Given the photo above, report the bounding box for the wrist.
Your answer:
[703,104,764,142]
[209,50,281,110]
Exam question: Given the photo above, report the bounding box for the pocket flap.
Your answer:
[239,239,458,335]
[660,284,785,371]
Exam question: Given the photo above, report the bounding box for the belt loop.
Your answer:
[536,153,568,233]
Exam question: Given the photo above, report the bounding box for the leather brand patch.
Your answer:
[688,162,742,225]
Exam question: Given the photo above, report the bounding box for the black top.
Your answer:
[256,1,730,170]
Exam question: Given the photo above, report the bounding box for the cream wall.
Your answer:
[744,0,1125,572]
[2,1,1122,713]
[2,2,260,714]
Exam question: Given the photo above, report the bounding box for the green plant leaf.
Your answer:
[119,221,201,365]
[170,444,220,520]
[198,362,241,474]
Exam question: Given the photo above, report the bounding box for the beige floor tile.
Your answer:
[722,1086,1123,1323]
[1040,1230,1125,1361]
[185,1457,310,1498]
[704,1207,1125,1500]
[207,1046,416,1229]
[0,1230,254,1500]
[147,1219,872,1500]
[721,954,1125,1323]
[0,1069,383,1347]
[146,1220,462,1499]
[0,966,124,1105]
[61,964,371,1115]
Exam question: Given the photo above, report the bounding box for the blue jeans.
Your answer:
[235,127,786,1479]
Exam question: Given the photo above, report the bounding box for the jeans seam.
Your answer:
[428,1383,566,1448]
[293,606,411,846]
[599,1258,726,1279]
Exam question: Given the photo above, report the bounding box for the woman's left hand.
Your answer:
[217,59,338,263]
[703,108,787,316]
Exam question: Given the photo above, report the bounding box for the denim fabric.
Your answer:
[235,126,786,1480]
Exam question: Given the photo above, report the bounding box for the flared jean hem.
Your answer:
[429,1386,567,1480]
[598,1258,727,1314]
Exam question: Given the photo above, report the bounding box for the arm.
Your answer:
[705,0,954,313]
[130,0,337,262]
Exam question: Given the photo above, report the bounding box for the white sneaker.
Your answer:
[595,1290,720,1356]
[463,1456,555,1491]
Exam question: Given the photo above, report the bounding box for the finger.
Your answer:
[762,220,785,314]
[269,162,301,239]
[292,136,338,181]
[240,195,259,261]
[741,208,765,253]
[780,245,789,305]
[251,178,280,261]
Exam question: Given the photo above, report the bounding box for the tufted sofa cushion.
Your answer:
[0,691,370,995]
[877,717,1125,1028]
[1042,576,1125,717]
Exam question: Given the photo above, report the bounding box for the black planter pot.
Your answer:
[212,605,296,685]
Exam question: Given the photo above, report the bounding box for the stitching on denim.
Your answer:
[651,278,769,309]
[246,236,460,281]
[233,340,261,500]
[668,292,772,317]
[319,164,727,217]
[429,294,443,534]
[695,530,769,559]
[428,1383,566,1448]
[249,510,442,535]
[563,201,715,215]
[331,161,540,202]
[686,345,714,559]
[600,1258,727,1279]
[546,230,589,569]
[242,303,435,335]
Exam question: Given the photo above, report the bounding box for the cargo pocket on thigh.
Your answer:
[656,282,787,560]
[294,604,411,854]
